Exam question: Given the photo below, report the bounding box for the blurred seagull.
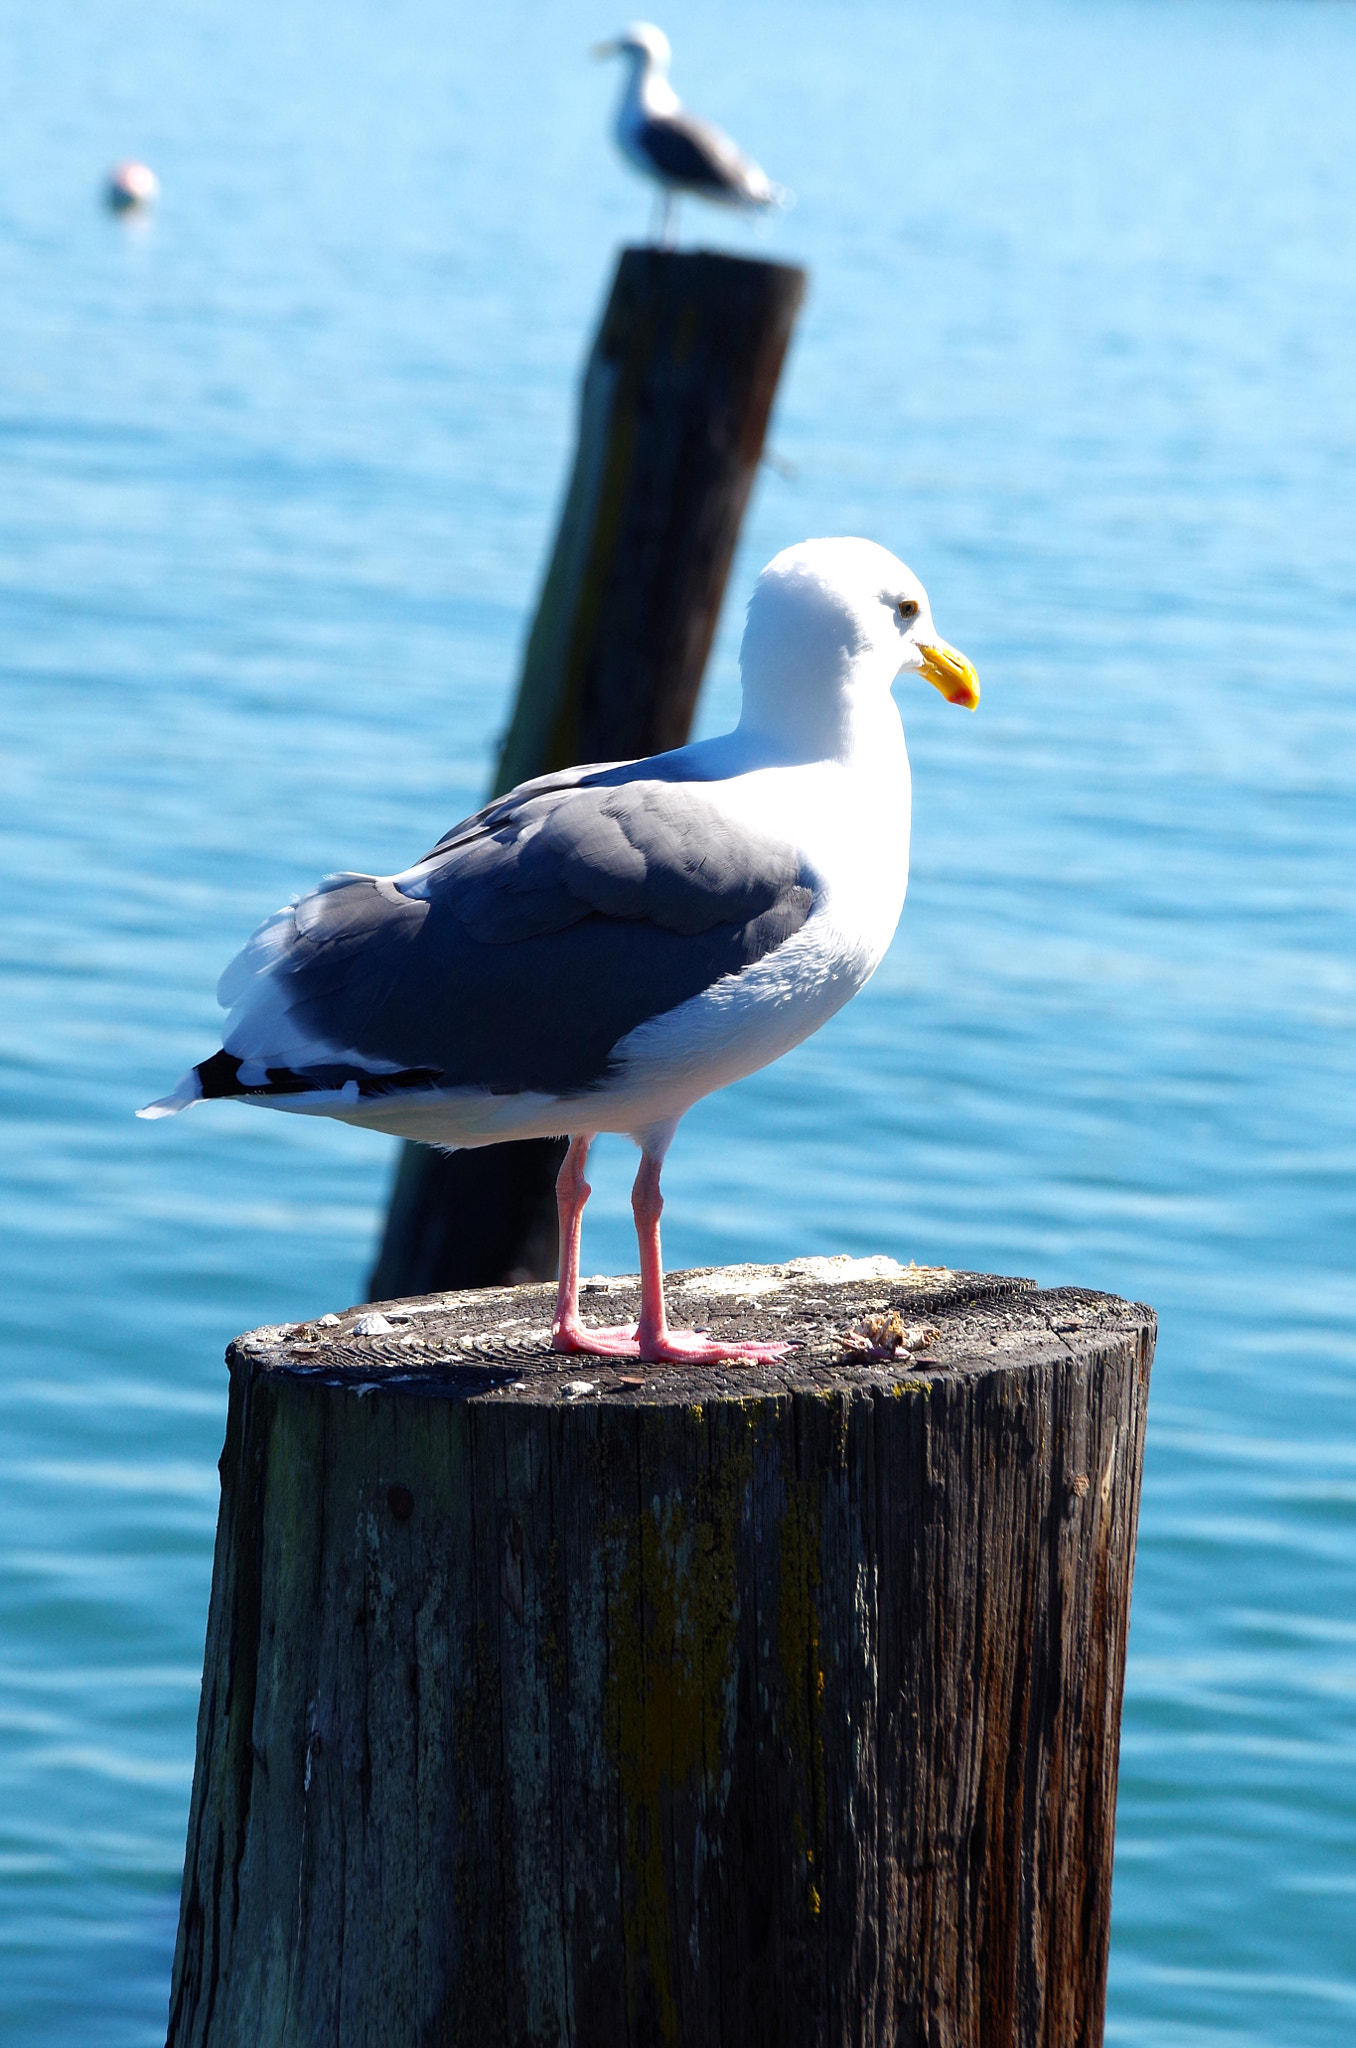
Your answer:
[594,22,787,245]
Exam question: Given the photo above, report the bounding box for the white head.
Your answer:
[593,21,672,71]
[737,537,979,760]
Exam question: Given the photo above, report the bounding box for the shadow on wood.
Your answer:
[368,247,806,1304]
[167,1263,1154,2047]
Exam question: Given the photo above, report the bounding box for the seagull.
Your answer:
[141,538,978,1364]
[593,22,786,245]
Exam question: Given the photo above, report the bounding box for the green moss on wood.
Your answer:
[607,1416,750,2042]
[779,1476,826,1922]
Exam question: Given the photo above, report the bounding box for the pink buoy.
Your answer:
[104,160,159,212]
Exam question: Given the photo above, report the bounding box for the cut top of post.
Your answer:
[232,1261,1153,1407]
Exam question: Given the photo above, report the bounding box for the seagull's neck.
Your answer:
[618,50,679,128]
[736,666,908,778]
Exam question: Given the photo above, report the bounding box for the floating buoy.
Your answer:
[104,160,159,212]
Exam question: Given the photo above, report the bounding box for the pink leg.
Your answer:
[551,1135,644,1357]
[628,1152,790,1367]
[550,1139,789,1365]
[550,1136,592,1348]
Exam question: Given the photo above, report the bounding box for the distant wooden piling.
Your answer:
[369,248,806,1303]
[167,1264,1153,2047]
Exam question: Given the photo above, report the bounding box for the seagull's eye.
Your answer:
[897,598,919,622]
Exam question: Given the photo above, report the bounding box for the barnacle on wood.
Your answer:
[841,1311,942,1362]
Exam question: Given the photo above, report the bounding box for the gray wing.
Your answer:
[202,771,815,1104]
[638,111,769,202]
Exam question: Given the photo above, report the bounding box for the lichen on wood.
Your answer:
[167,1263,1154,2048]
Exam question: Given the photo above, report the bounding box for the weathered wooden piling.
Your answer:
[167,1261,1153,2048]
[369,247,806,1303]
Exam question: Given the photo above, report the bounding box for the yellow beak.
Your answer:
[917,639,980,711]
[591,38,620,56]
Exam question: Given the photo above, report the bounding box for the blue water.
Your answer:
[2,0,1354,2038]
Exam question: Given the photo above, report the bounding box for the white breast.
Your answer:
[600,739,913,1138]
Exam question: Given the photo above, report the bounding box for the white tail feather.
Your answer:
[136,1069,203,1119]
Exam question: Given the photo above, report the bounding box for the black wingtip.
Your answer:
[196,1050,247,1099]
[194,1049,443,1103]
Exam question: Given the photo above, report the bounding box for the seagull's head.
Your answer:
[738,537,979,758]
[592,21,672,71]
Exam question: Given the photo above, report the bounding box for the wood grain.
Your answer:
[167,1263,1153,2048]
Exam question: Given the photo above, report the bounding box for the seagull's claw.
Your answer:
[553,1317,789,1366]
[637,1329,792,1366]
[552,1317,642,1358]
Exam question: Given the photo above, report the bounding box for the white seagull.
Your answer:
[593,22,787,245]
[142,539,978,1364]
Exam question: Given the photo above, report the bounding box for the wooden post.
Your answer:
[368,248,807,1303]
[167,1262,1154,2047]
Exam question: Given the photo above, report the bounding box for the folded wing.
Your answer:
[173,771,815,1110]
